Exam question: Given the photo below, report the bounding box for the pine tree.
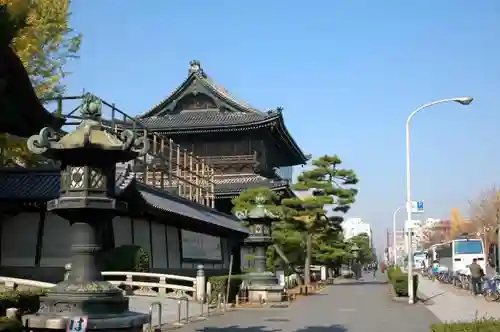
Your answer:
[231,187,305,272]
[282,155,358,286]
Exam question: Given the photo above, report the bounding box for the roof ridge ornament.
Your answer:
[80,93,102,120]
[188,60,203,76]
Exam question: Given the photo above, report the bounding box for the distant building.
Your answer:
[404,220,422,254]
[342,217,373,247]
[387,229,405,260]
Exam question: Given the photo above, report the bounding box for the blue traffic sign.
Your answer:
[411,200,424,213]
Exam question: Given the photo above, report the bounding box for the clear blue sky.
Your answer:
[66,1,500,249]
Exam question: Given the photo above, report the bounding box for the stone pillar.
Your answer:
[196,264,206,302]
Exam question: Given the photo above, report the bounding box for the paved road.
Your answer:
[129,295,203,325]
[172,274,440,331]
[419,276,500,322]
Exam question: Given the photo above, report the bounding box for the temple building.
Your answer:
[0,59,307,281]
[135,60,309,213]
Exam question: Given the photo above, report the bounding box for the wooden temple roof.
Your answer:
[0,167,247,235]
[134,60,309,165]
[214,173,292,198]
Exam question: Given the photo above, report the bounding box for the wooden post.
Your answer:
[168,139,173,186]
[195,162,200,204]
[152,135,157,187]
[142,129,148,184]
[160,138,165,189]
[181,149,187,199]
[201,161,206,206]
[188,152,193,200]
[210,165,215,208]
[176,142,181,195]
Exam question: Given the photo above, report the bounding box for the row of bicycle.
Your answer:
[423,268,500,302]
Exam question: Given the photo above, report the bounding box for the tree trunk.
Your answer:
[304,233,312,287]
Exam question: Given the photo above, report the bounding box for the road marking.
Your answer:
[338,308,356,312]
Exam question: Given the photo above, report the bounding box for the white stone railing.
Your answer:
[0,276,55,289]
[0,266,207,303]
[101,271,197,299]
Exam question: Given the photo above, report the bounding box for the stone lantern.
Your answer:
[234,195,283,303]
[22,94,149,332]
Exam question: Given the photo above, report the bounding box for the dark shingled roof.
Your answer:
[134,110,274,131]
[131,60,309,165]
[214,173,290,197]
[0,167,134,200]
[0,168,247,234]
[141,60,261,118]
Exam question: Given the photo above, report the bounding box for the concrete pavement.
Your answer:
[171,274,440,331]
[129,295,203,326]
[419,277,500,322]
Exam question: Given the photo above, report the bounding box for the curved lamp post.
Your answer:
[405,96,473,304]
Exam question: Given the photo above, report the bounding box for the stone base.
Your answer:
[22,311,148,332]
[247,284,284,303]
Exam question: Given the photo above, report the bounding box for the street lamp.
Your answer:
[405,96,473,305]
[393,206,404,266]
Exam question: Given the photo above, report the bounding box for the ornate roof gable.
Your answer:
[140,60,261,118]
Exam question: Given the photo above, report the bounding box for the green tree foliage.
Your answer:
[281,155,359,284]
[231,187,304,272]
[2,0,81,99]
[312,228,349,266]
[0,0,80,165]
[347,232,374,264]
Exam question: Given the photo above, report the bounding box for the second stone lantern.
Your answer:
[234,195,283,303]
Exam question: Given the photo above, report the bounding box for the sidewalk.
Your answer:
[173,275,439,331]
[419,277,500,322]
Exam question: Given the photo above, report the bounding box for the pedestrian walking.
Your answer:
[432,260,440,282]
[373,261,378,277]
[469,258,485,295]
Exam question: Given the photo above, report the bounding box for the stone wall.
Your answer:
[0,212,236,282]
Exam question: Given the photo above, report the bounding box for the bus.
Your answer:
[431,238,485,273]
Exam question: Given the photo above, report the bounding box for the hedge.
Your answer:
[391,273,418,298]
[430,318,500,331]
[207,275,246,303]
[387,266,402,282]
[100,244,150,272]
[0,317,22,332]
[0,289,47,316]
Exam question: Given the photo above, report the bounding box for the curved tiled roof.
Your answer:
[0,167,134,200]
[136,110,276,131]
[0,168,247,234]
[214,173,290,197]
[141,60,260,118]
[134,60,309,164]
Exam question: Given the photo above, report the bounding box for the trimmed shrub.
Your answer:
[101,244,150,272]
[391,273,418,298]
[0,289,47,316]
[430,317,500,331]
[0,317,23,332]
[208,275,246,303]
[387,266,402,282]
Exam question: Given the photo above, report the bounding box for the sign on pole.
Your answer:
[67,316,88,332]
[411,201,424,214]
